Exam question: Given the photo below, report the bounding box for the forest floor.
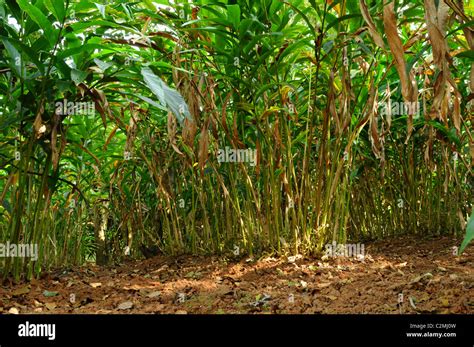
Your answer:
[1,236,473,314]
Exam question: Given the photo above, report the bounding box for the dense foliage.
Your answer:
[0,0,472,279]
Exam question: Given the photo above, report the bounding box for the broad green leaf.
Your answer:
[94,58,113,71]
[134,94,167,112]
[16,0,57,46]
[141,67,191,125]
[57,43,110,60]
[1,38,22,76]
[71,69,88,84]
[227,4,240,30]
[44,0,65,22]
[454,50,474,60]
[459,210,474,255]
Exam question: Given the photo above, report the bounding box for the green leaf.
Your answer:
[1,38,22,76]
[43,290,59,297]
[325,14,361,32]
[94,58,112,71]
[71,69,88,84]
[282,2,314,34]
[459,210,474,255]
[446,20,474,37]
[95,3,106,18]
[227,4,240,30]
[0,2,5,19]
[426,120,461,148]
[134,94,167,111]
[454,50,474,60]
[16,0,57,47]
[57,42,111,60]
[141,67,191,125]
[44,0,65,22]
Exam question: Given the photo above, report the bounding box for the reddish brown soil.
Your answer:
[1,236,473,314]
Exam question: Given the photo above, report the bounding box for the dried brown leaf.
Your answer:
[424,0,450,67]
[359,0,385,49]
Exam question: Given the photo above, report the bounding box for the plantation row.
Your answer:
[0,0,472,279]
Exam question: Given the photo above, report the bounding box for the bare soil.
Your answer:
[1,236,473,314]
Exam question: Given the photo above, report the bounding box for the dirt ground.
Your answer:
[1,236,473,314]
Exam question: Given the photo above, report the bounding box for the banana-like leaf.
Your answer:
[141,67,191,125]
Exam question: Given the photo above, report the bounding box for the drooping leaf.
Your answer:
[141,67,191,125]
[359,0,384,48]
